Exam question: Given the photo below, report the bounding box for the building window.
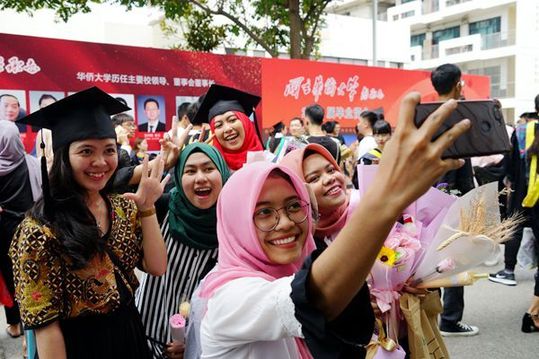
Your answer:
[446,0,472,6]
[469,65,505,97]
[411,33,426,47]
[389,62,402,68]
[432,26,460,45]
[401,0,416,3]
[402,10,415,18]
[469,17,501,35]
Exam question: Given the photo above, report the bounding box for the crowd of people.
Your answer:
[0,62,537,359]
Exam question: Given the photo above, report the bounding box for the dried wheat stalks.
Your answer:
[436,190,524,251]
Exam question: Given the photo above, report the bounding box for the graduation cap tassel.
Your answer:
[251,111,264,146]
[40,139,54,221]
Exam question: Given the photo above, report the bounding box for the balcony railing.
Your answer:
[412,31,516,61]
[445,0,473,6]
[481,31,516,50]
[394,0,477,17]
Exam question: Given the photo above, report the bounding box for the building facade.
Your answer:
[330,0,539,123]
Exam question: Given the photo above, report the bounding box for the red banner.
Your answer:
[0,33,261,151]
[261,58,490,131]
[0,33,490,151]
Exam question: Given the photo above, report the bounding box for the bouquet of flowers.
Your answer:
[357,164,520,357]
[411,181,523,287]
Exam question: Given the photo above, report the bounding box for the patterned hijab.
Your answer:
[209,111,263,171]
[168,143,231,249]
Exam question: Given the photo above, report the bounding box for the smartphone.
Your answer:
[414,100,511,159]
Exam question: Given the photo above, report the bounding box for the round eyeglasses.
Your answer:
[253,199,309,232]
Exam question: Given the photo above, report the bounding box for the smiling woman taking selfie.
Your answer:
[9,87,168,359]
[195,93,470,358]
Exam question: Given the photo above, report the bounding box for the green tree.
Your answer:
[1,0,334,58]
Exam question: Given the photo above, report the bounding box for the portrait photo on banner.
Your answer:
[0,89,28,133]
[29,91,65,113]
[136,95,166,133]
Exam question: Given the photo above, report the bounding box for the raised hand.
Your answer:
[124,154,170,210]
[373,92,470,214]
[160,120,193,170]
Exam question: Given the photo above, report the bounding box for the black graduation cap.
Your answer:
[18,86,130,151]
[17,87,129,221]
[192,84,261,125]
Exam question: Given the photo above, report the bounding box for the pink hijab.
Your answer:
[281,143,351,240]
[199,161,316,358]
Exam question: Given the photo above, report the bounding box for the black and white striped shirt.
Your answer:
[135,212,218,359]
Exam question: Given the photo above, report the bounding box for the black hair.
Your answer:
[38,94,57,107]
[111,113,135,127]
[535,94,539,112]
[431,63,461,96]
[177,102,191,119]
[305,104,325,126]
[360,111,379,129]
[373,119,392,135]
[271,121,285,135]
[115,97,128,107]
[0,93,20,105]
[30,144,116,269]
[306,137,340,162]
[322,121,338,134]
[186,101,200,122]
[144,98,159,109]
[133,137,146,151]
[290,117,304,126]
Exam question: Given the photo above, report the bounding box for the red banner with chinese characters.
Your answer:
[260,58,490,131]
[0,33,261,151]
[0,32,490,151]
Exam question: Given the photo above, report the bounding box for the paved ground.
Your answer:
[1,265,537,358]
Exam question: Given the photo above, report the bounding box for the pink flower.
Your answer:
[170,314,186,328]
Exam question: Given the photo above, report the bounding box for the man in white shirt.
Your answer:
[356,111,379,159]
[304,104,340,160]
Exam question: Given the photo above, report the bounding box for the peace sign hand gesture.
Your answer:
[160,117,193,170]
[124,154,170,210]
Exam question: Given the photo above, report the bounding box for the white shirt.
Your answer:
[147,121,159,133]
[357,136,377,159]
[200,276,303,359]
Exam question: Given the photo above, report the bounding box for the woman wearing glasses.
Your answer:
[195,94,470,358]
